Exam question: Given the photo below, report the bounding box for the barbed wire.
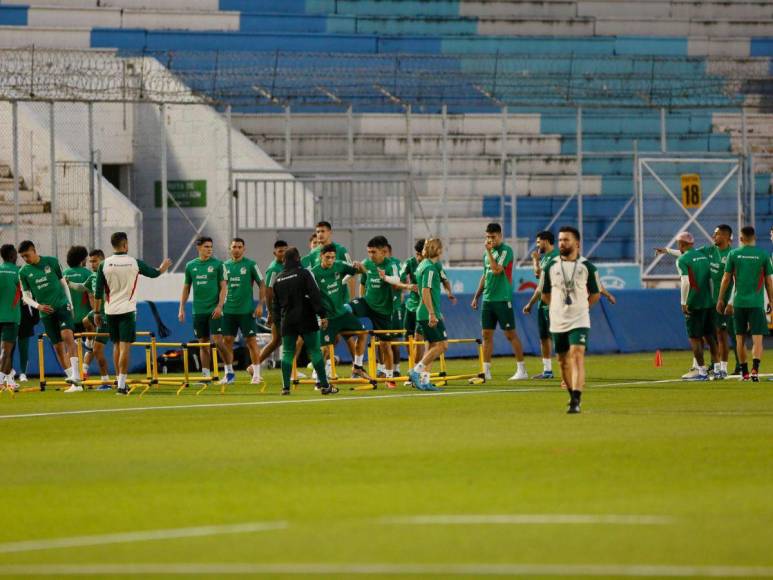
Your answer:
[0,47,770,109]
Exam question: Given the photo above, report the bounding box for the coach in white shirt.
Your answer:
[94,232,171,394]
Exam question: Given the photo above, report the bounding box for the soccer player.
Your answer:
[539,226,601,414]
[348,235,402,388]
[272,246,336,396]
[408,238,448,392]
[312,244,371,379]
[401,240,426,364]
[0,245,21,391]
[94,232,171,395]
[471,223,528,382]
[63,246,92,338]
[523,231,559,379]
[81,249,111,390]
[18,240,82,391]
[717,226,773,381]
[179,236,227,380]
[674,231,718,381]
[221,238,265,385]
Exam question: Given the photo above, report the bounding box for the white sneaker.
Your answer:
[311,370,318,380]
[18,373,28,383]
[681,368,701,380]
[250,374,264,385]
[64,385,84,393]
[508,369,529,381]
[5,379,18,392]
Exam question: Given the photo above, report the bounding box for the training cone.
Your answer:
[654,350,663,368]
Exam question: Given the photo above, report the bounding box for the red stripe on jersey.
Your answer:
[12,284,21,307]
[757,268,765,292]
[688,266,698,290]
[128,273,140,301]
[504,260,513,285]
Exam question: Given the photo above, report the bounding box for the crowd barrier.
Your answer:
[16,290,686,377]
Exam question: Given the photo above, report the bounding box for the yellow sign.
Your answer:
[681,174,702,208]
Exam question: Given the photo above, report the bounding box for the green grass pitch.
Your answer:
[1,351,772,578]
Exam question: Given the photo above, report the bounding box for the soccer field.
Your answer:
[1,351,772,578]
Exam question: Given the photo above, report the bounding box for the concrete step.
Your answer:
[415,174,601,197]
[0,177,28,191]
[0,201,50,214]
[251,133,562,157]
[0,211,71,226]
[232,113,542,136]
[0,190,40,204]
[0,165,11,179]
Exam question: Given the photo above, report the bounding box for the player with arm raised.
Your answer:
[539,226,601,414]
[18,240,82,391]
[470,223,528,383]
[523,231,558,379]
[94,232,171,395]
[717,226,773,382]
[178,236,226,381]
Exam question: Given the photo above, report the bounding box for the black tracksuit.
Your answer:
[272,262,327,336]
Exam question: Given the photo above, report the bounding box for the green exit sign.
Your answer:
[155,180,207,208]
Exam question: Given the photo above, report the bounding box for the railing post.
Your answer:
[226,104,234,242]
[88,102,95,249]
[284,104,291,166]
[441,103,448,240]
[660,107,667,153]
[576,106,583,244]
[11,101,19,246]
[347,104,354,167]
[49,102,57,256]
[160,102,168,260]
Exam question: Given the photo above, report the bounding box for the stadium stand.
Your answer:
[0,0,771,264]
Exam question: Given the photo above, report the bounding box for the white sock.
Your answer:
[720,361,728,372]
[385,369,393,378]
[82,363,89,374]
[393,364,401,375]
[517,361,526,372]
[225,364,233,374]
[326,359,333,371]
[483,362,491,375]
[414,362,425,373]
[101,375,110,382]
[542,358,552,372]
[377,363,385,374]
[692,357,699,369]
[252,363,261,378]
[70,358,80,380]
[713,362,721,374]
[0,373,6,384]
[354,354,364,366]
[698,365,707,375]
[6,369,14,381]
[118,374,127,389]
[202,368,211,377]
[65,366,73,379]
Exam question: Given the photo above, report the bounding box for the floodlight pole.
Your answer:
[11,101,19,245]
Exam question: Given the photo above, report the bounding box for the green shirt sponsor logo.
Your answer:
[63,266,92,322]
[184,257,224,315]
[725,245,773,309]
[223,258,262,315]
[483,243,514,302]
[361,258,399,317]
[416,259,443,322]
[0,262,21,324]
[312,261,358,319]
[677,248,714,309]
[19,256,69,318]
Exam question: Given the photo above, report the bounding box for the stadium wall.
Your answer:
[26,290,685,376]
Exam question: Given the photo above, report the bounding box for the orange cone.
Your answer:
[654,350,663,368]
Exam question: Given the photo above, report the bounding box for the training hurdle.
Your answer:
[290,329,485,390]
[143,339,220,396]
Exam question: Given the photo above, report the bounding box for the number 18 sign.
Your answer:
[681,174,702,209]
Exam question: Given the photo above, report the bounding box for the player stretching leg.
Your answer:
[674,232,718,381]
[471,223,528,383]
[18,240,82,390]
[717,226,773,382]
[408,239,449,392]
[222,238,265,385]
[0,245,21,391]
[523,231,559,379]
[539,226,601,414]
[179,236,227,381]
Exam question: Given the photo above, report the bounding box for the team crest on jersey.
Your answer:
[208,266,214,273]
[44,266,51,274]
[240,267,247,275]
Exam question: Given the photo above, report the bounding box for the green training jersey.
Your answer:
[312,261,358,319]
[361,258,400,316]
[264,259,283,289]
[304,242,351,269]
[0,262,21,324]
[416,259,443,322]
[401,256,422,313]
[388,257,403,314]
[63,266,92,322]
[538,248,559,308]
[84,272,104,315]
[724,245,773,308]
[482,243,514,302]
[184,257,224,315]
[19,256,69,318]
[699,244,733,303]
[223,258,263,315]
[677,248,714,309]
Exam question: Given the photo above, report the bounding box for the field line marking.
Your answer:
[378,514,675,525]
[0,521,287,554]
[0,387,548,420]
[0,563,772,576]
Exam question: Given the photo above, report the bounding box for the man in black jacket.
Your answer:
[272,247,337,396]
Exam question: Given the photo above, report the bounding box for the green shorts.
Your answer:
[42,306,74,345]
[552,327,589,354]
[86,311,109,344]
[403,308,418,337]
[321,313,365,346]
[222,312,258,338]
[537,305,551,340]
[684,307,715,339]
[417,319,448,344]
[733,307,768,336]
[107,312,136,344]
[713,310,735,334]
[0,322,18,343]
[481,300,515,331]
[349,299,394,333]
[193,313,223,339]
